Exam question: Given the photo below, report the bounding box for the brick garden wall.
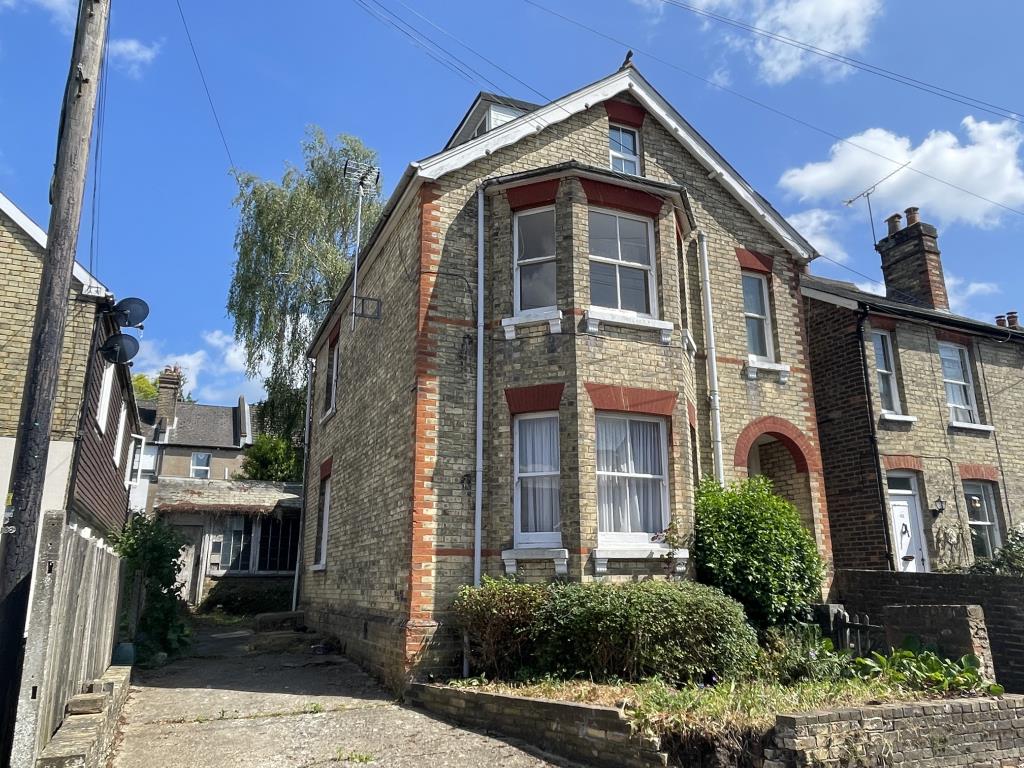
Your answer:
[833,569,1024,692]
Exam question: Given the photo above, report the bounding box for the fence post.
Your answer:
[10,509,66,766]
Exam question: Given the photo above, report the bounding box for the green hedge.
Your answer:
[452,578,758,684]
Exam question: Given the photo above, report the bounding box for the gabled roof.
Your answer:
[802,273,1024,342]
[309,64,818,354]
[0,190,110,298]
[137,399,253,449]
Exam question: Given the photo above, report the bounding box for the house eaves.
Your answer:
[0,190,111,299]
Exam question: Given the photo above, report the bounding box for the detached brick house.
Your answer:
[299,64,833,686]
[0,191,141,540]
[805,208,1024,574]
[135,367,300,605]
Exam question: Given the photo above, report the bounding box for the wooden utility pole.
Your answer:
[0,0,110,763]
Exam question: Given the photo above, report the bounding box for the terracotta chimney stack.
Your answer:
[1008,311,1020,329]
[156,365,183,433]
[995,315,1007,327]
[876,207,949,311]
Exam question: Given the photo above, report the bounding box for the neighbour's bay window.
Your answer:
[938,342,979,424]
[514,413,560,546]
[742,272,774,361]
[871,330,901,414]
[588,210,656,316]
[964,482,1000,560]
[514,207,556,314]
[190,451,211,479]
[596,413,668,544]
[609,125,639,175]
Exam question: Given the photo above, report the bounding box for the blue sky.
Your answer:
[1,0,1022,404]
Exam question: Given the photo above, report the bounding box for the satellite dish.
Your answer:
[110,297,150,328]
[99,333,140,364]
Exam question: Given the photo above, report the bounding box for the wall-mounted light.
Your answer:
[931,496,946,517]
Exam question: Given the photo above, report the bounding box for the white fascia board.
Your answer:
[800,285,861,311]
[0,190,110,298]
[415,68,815,262]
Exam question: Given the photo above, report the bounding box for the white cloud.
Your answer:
[107,38,161,79]
[708,65,732,89]
[0,0,76,31]
[787,208,848,262]
[945,273,999,319]
[780,117,1024,229]
[628,0,666,20]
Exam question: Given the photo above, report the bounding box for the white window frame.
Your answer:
[513,206,557,317]
[112,402,127,467]
[587,207,658,319]
[742,271,775,363]
[871,330,902,414]
[513,412,561,548]
[596,412,670,547]
[938,342,980,425]
[964,481,1001,561]
[96,363,114,433]
[321,339,339,419]
[313,477,331,569]
[609,124,640,175]
[190,451,212,479]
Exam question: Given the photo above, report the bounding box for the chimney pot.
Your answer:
[1008,311,1020,329]
[905,206,920,226]
[885,214,902,235]
[996,315,1007,327]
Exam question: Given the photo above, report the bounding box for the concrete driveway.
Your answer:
[110,620,564,768]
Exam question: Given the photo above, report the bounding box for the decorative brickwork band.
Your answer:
[603,99,646,128]
[958,463,1000,482]
[506,179,560,211]
[733,416,821,473]
[319,457,333,479]
[578,178,664,219]
[505,383,565,414]
[882,454,925,472]
[735,247,774,274]
[584,383,677,416]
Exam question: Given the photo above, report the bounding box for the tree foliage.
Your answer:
[254,378,307,446]
[239,434,302,482]
[132,373,159,400]
[693,477,823,630]
[228,128,383,401]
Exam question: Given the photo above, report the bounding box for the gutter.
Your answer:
[856,307,897,570]
[697,231,725,483]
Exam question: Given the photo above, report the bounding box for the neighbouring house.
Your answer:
[135,366,301,606]
[805,207,1024,574]
[298,63,834,688]
[0,191,142,539]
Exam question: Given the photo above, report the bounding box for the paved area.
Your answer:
[110,621,564,768]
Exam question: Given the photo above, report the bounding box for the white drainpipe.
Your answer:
[292,357,314,612]
[473,185,485,587]
[697,231,725,483]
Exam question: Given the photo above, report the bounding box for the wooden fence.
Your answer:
[10,509,122,765]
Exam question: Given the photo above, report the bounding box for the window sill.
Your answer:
[501,308,562,340]
[502,547,568,575]
[949,421,995,434]
[745,357,790,384]
[310,563,327,572]
[584,307,673,344]
[880,413,917,424]
[319,407,336,426]
[593,544,688,575]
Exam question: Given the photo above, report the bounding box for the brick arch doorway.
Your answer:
[734,417,823,544]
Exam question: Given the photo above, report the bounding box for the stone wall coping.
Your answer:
[411,682,628,719]
[776,694,1023,727]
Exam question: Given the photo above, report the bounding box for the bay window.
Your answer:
[871,330,901,414]
[513,413,561,546]
[596,414,668,543]
[742,272,773,361]
[588,210,655,315]
[964,481,1000,560]
[514,208,557,313]
[939,342,978,424]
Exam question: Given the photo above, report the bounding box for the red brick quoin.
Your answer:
[733,416,821,474]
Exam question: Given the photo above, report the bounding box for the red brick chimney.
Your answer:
[156,365,183,432]
[875,207,949,310]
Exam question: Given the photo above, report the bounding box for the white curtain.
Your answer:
[597,416,664,534]
[518,417,559,533]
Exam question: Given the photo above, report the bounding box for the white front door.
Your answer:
[887,473,928,572]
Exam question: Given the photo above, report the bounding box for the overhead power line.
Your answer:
[174,0,236,170]
[656,0,1024,125]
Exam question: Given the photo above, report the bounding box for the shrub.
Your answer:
[198,578,292,615]
[966,526,1024,576]
[693,477,823,629]
[452,579,758,684]
[451,577,546,679]
[754,625,850,685]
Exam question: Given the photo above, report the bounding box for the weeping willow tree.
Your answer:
[228,128,383,440]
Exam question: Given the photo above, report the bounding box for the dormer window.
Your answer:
[473,103,526,139]
[609,125,639,175]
